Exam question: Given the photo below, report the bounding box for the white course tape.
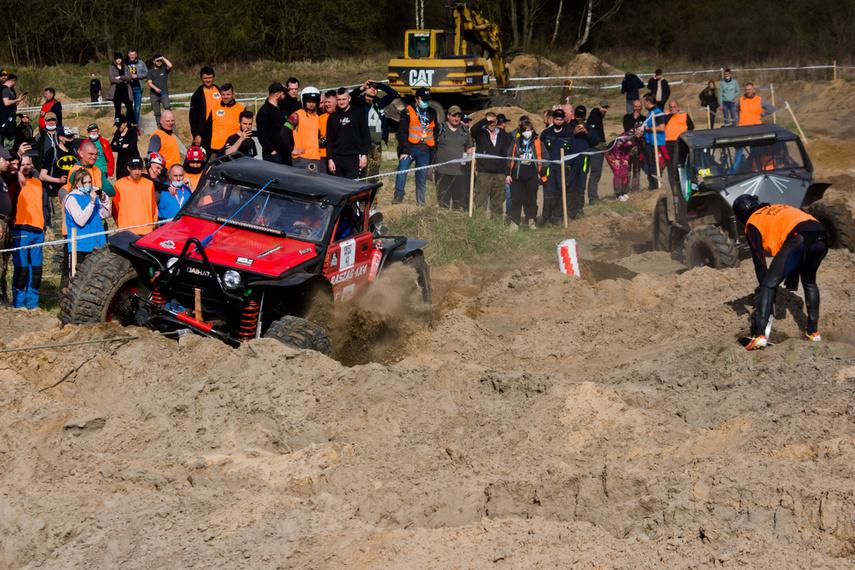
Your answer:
[0,220,171,254]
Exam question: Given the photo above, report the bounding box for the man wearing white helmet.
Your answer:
[282,86,323,171]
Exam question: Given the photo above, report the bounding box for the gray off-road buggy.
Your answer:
[653,124,855,268]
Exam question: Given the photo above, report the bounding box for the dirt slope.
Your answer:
[2,78,855,569]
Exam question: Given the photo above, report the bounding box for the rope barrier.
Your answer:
[0,219,171,254]
[0,336,139,354]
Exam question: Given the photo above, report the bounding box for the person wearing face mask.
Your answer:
[38,87,62,132]
[37,112,59,164]
[157,164,192,221]
[718,69,740,127]
[63,169,111,271]
[86,123,114,179]
[506,119,547,230]
[393,87,437,205]
[61,140,114,200]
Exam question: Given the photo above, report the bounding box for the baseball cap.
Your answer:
[415,87,431,101]
[496,114,508,124]
[598,99,610,108]
[448,105,462,116]
[59,126,74,137]
[461,114,470,124]
[0,70,7,77]
[268,82,286,94]
[114,114,127,125]
[44,112,57,121]
[128,156,144,168]
[0,148,12,160]
[574,105,587,117]
[553,109,566,118]
[87,123,99,131]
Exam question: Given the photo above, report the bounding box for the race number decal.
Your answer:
[339,238,356,270]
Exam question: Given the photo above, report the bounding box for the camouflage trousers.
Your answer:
[366,142,383,181]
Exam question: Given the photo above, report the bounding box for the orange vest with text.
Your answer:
[665,112,689,141]
[152,129,181,169]
[15,178,45,229]
[211,102,246,149]
[112,176,157,235]
[407,105,435,147]
[747,204,816,256]
[738,96,763,126]
[293,109,321,160]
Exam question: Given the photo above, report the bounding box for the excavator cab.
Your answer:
[405,31,448,59]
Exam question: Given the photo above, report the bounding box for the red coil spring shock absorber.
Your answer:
[237,299,260,341]
[149,286,166,305]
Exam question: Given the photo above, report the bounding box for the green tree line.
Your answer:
[0,0,851,66]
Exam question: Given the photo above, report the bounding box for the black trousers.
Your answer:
[509,175,539,225]
[112,90,134,123]
[756,230,828,335]
[435,172,468,210]
[330,155,361,180]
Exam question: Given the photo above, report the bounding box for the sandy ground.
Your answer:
[3,63,855,569]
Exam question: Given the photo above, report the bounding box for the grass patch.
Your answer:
[385,205,578,268]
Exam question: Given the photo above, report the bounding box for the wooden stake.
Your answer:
[770,86,776,125]
[652,112,662,187]
[834,60,837,81]
[560,148,568,228]
[468,157,476,217]
[195,288,203,322]
[785,101,808,145]
[706,106,711,129]
[70,227,77,277]
[680,82,694,123]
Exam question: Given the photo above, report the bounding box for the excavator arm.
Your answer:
[447,1,509,88]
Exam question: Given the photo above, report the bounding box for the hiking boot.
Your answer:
[391,195,403,205]
[804,331,821,342]
[746,335,767,351]
[618,194,629,202]
[528,219,536,230]
[508,221,519,232]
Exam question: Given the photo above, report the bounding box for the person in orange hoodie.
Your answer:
[112,156,157,235]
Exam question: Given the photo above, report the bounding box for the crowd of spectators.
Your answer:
[0,58,779,309]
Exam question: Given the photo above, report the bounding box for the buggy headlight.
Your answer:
[222,270,242,289]
[166,257,179,269]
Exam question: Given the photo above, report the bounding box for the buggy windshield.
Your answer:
[183,179,333,243]
[692,139,804,181]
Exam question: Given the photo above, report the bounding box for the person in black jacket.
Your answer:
[621,73,645,115]
[326,88,369,179]
[471,112,512,217]
[647,69,670,111]
[350,80,398,181]
[257,83,286,163]
[698,80,719,128]
[188,66,220,154]
[586,100,609,203]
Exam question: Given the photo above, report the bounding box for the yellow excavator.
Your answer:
[387,0,518,112]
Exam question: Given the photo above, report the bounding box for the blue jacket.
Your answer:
[157,183,192,221]
[65,192,106,252]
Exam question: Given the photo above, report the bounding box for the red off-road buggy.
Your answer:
[59,155,430,354]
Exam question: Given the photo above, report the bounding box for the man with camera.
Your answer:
[350,80,398,181]
[11,155,49,309]
[225,111,257,158]
[147,54,173,127]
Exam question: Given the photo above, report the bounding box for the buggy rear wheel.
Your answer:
[683,225,740,269]
[806,200,855,252]
[652,197,672,252]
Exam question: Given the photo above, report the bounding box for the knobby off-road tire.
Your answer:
[403,253,432,305]
[806,200,855,252]
[652,197,672,252]
[683,225,740,269]
[58,247,144,326]
[263,316,332,355]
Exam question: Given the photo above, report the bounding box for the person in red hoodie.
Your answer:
[38,87,62,132]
